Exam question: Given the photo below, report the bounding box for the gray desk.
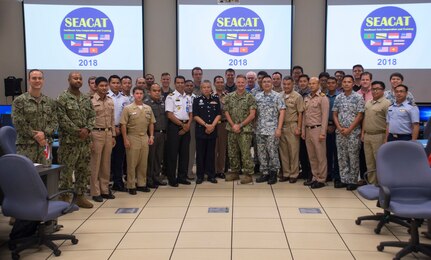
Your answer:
[36,164,63,196]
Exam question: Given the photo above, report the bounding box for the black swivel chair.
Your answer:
[0,154,79,259]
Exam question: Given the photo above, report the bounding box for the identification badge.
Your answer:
[210,101,218,105]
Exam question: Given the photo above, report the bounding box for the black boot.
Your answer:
[268,171,277,185]
[255,174,269,183]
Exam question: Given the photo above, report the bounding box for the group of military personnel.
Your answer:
[10,65,420,208]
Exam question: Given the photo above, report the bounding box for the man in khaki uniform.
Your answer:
[214,75,228,179]
[90,77,116,202]
[120,87,155,195]
[302,77,329,189]
[279,76,304,183]
[361,81,391,184]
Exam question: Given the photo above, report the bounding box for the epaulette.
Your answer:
[169,92,175,96]
[320,92,326,97]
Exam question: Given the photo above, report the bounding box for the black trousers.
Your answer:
[111,134,126,187]
[359,142,367,179]
[166,122,190,183]
[299,138,311,180]
[147,131,166,184]
[196,138,216,179]
[387,133,412,142]
[326,131,340,181]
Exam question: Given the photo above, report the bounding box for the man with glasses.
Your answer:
[384,72,416,105]
[361,81,391,184]
[386,85,419,142]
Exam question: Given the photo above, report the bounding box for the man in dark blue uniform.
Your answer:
[193,80,222,184]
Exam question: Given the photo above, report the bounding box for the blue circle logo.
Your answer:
[60,7,114,57]
[212,7,265,56]
[361,6,416,56]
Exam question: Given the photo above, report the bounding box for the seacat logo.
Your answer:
[212,7,265,56]
[361,6,416,56]
[60,7,114,56]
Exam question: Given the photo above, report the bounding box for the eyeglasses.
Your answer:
[371,88,383,92]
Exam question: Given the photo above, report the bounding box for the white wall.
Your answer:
[0,0,325,104]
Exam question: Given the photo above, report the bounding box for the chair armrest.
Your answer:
[378,185,391,209]
[48,190,78,214]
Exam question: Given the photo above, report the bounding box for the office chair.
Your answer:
[0,154,79,259]
[355,173,410,234]
[375,141,431,260]
[0,126,17,155]
[424,116,431,139]
[425,134,431,157]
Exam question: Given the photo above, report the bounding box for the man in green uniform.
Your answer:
[57,72,95,208]
[224,74,256,184]
[12,69,57,163]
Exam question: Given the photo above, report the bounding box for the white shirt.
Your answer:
[165,90,193,120]
[108,90,131,125]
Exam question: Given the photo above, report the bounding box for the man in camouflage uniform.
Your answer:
[12,69,57,163]
[57,72,95,208]
[224,74,256,184]
[333,75,365,191]
[254,75,285,185]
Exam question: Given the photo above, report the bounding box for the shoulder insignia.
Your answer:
[320,92,326,97]
[169,93,174,96]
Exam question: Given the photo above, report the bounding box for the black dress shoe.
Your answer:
[112,185,127,192]
[346,184,358,191]
[215,173,226,179]
[128,188,137,195]
[178,179,191,185]
[303,180,315,186]
[147,183,159,189]
[334,181,347,188]
[311,182,325,189]
[155,180,167,186]
[279,176,290,182]
[196,178,203,184]
[256,174,269,183]
[137,186,151,192]
[101,193,115,199]
[289,178,298,184]
[207,177,218,184]
[168,182,179,187]
[92,195,103,202]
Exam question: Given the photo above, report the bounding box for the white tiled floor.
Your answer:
[1,180,430,260]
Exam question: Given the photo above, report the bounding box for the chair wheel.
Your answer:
[12,252,20,260]
[53,249,61,256]
[377,245,384,251]
[71,238,79,244]
[355,219,361,225]
[374,228,381,234]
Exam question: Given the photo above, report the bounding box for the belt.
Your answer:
[155,130,166,133]
[93,127,112,132]
[180,120,189,123]
[328,120,334,125]
[389,133,412,138]
[115,125,120,127]
[305,125,321,129]
[365,130,386,135]
[220,119,227,123]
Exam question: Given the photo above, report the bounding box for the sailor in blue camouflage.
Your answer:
[332,76,365,186]
[255,76,286,181]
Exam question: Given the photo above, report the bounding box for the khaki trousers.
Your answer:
[125,134,149,188]
[215,122,228,174]
[90,131,113,196]
[305,127,327,183]
[363,133,386,184]
[279,122,300,178]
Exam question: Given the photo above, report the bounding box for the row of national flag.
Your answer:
[70,40,104,47]
[370,39,405,46]
[377,46,399,53]
[221,40,254,47]
[228,47,249,53]
[63,34,111,41]
[215,33,261,40]
[78,47,99,54]
[363,32,412,40]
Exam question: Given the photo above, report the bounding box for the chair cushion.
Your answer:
[357,185,379,200]
[43,201,79,222]
[390,200,431,219]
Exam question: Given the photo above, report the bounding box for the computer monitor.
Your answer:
[0,105,12,115]
[417,103,431,123]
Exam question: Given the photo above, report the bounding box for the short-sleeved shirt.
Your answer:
[357,88,373,103]
[108,90,131,126]
[144,97,167,131]
[385,90,416,105]
[224,91,257,133]
[363,97,391,134]
[91,93,115,137]
[225,83,236,93]
[387,100,419,135]
[332,91,365,133]
[326,91,339,122]
[303,91,329,136]
[165,90,193,121]
[214,92,227,121]
[193,94,222,139]
[120,103,155,136]
[281,90,304,123]
[255,90,286,135]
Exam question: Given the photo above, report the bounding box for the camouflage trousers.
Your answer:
[17,143,46,164]
[58,142,91,195]
[228,132,253,174]
[256,134,280,175]
[336,131,361,184]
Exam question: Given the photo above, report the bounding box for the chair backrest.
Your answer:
[425,134,431,157]
[0,126,17,154]
[377,141,431,191]
[424,116,431,139]
[0,154,48,221]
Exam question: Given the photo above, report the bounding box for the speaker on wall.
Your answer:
[4,76,23,97]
